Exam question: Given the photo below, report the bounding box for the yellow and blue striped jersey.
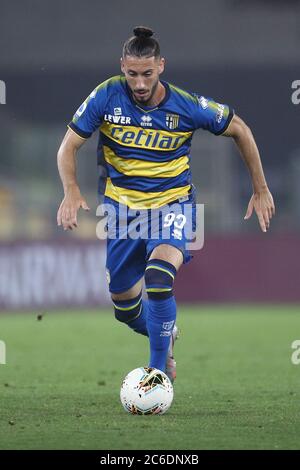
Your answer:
[68,75,234,209]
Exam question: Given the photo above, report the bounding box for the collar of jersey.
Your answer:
[124,80,170,113]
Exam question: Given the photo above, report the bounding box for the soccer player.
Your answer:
[57,26,275,382]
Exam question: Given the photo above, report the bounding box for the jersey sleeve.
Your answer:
[68,81,109,138]
[191,93,234,135]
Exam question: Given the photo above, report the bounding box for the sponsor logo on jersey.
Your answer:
[216,103,225,123]
[104,114,132,124]
[101,123,192,150]
[197,96,208,109]
[140,115,152,127]
[166,113,180,130]
[114,107,122,115]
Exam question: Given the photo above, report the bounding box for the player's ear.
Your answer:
[120,57,125,73]
[158,57,165,75]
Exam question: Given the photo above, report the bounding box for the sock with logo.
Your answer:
[144,259,177,372]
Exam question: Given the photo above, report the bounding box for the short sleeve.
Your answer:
[191,93,234,135]
[68,81,109,138]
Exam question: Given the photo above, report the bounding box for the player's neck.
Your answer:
[146,81,166,107]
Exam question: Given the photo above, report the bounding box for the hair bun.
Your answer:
[133,26,154,38]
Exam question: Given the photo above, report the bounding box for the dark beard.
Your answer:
[133,80,159,106]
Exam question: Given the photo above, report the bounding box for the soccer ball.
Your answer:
[120,367,174,415]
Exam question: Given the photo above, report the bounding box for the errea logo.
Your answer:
[141,115,152,127]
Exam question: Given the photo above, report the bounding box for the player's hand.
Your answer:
[244,188,275,232]
[57,185,90,230]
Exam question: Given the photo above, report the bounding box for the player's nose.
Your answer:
[135,79,146,90]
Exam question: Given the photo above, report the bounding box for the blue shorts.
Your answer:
[104,187,196,294]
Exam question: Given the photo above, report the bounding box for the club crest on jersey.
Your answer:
[166,113,179,130]
[140,115,152,127]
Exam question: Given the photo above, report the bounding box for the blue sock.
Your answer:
[145,259,177,372]
[113,293,148,336]
[129,299,149,336]
[146,296,177,372]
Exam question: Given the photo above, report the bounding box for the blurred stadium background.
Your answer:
[1,0,300,451]
[1,0,299,310]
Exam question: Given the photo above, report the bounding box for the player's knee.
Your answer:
[144,259,177,300]
[112,292,142,324]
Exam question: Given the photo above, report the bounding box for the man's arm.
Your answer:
[223,114,275,232]
[57,128,90,230]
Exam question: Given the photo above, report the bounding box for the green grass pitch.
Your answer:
[0,305,300,450]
